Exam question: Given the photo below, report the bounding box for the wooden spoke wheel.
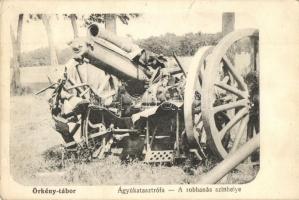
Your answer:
[201,29,259,159]
[82,106,112,158]
[184,46,214,147]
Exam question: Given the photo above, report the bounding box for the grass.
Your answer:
[10,95,258,185]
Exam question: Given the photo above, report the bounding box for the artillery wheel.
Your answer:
[201,29,259,159]
[184,46,213,147]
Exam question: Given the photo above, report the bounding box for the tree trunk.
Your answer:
[41,14,58,66]
[70,14,78,38]
[10,14,23,94]
[222,12,235,36]
[104,14,116,33]
[103,14,117,94]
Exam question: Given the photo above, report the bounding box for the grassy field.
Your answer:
[10,95,258,185]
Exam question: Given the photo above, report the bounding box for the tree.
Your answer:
[70,14,79,38]
[10,14,24,94]
[39,14,58,66]
[104,14,116,33]
[29,14,58,66]
[222,12,235,36]
[85,13,140,33]
[62,14,79,38]
[62,13,139,39]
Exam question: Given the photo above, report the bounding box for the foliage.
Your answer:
[18,13,141,67]
[27,13,140,26]
[84,13,140,26]
[18,30,252,67]
[136,32,223,57]
[19,47,73,67]
[19,32,222,67]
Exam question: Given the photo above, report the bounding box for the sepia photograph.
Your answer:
[9,12,259,185]
[1,1,299,199]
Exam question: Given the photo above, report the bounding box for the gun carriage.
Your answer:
[37,24,259,171]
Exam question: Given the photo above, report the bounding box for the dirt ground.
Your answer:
[10,95,258,185]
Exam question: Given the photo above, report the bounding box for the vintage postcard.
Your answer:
[1,0,299,199]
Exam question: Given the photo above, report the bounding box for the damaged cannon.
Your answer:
[36,23,260,175]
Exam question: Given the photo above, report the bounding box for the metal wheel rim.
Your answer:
[184,46,213,146]
[201,29,259,159]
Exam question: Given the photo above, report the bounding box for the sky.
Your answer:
[13,13,258,53]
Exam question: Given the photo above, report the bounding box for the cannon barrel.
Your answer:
[88,23,140,54]
[70,23,186,87]
[70,24,148,82]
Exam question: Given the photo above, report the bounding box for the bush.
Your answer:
[19,47,73,67]
[19,32,223,67]
[136,32,223,56]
